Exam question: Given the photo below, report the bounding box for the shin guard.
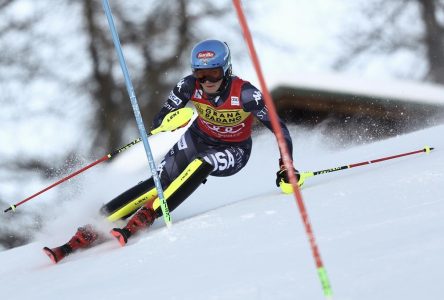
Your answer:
[150,158,213,215]
[101,178,158,222]
[110,158,212,246]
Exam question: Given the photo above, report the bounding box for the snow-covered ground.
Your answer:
[1,122,443,300]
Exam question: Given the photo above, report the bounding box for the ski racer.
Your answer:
[43,39,299,263]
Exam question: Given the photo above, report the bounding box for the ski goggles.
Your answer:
[193,67,224,83]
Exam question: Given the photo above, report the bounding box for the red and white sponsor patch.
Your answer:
[197,51,215,59]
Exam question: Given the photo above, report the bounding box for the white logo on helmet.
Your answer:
[197,51,215,65]
[197,51,215,59]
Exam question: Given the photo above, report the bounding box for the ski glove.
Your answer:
[276,158,301,194]
[151,108,170,130]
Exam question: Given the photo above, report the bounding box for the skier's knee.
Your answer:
[151,157,213,215]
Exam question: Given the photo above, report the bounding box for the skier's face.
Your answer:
[200,78,223,94]
[193,67,224,94]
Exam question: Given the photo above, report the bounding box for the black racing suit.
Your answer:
[103,75,294,218]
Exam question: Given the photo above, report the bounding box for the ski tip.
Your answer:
[110,228,128,247]
[42,247,59,264]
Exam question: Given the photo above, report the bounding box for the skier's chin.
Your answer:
[202,81,222,94]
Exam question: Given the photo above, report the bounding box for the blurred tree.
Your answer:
[0,0,42,80]
[0,0,234,250]
[79,0,232,154]
[334,0,444,84]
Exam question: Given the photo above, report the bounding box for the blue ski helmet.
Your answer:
[191,39,232,78]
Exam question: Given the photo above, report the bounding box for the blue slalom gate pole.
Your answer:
[102,0,172,227]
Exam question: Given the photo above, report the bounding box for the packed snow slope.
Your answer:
[1,123,443,300]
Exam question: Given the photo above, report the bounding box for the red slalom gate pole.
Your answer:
[232,0,333,298]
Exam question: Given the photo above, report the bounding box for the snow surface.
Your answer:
[1,123,443,300]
